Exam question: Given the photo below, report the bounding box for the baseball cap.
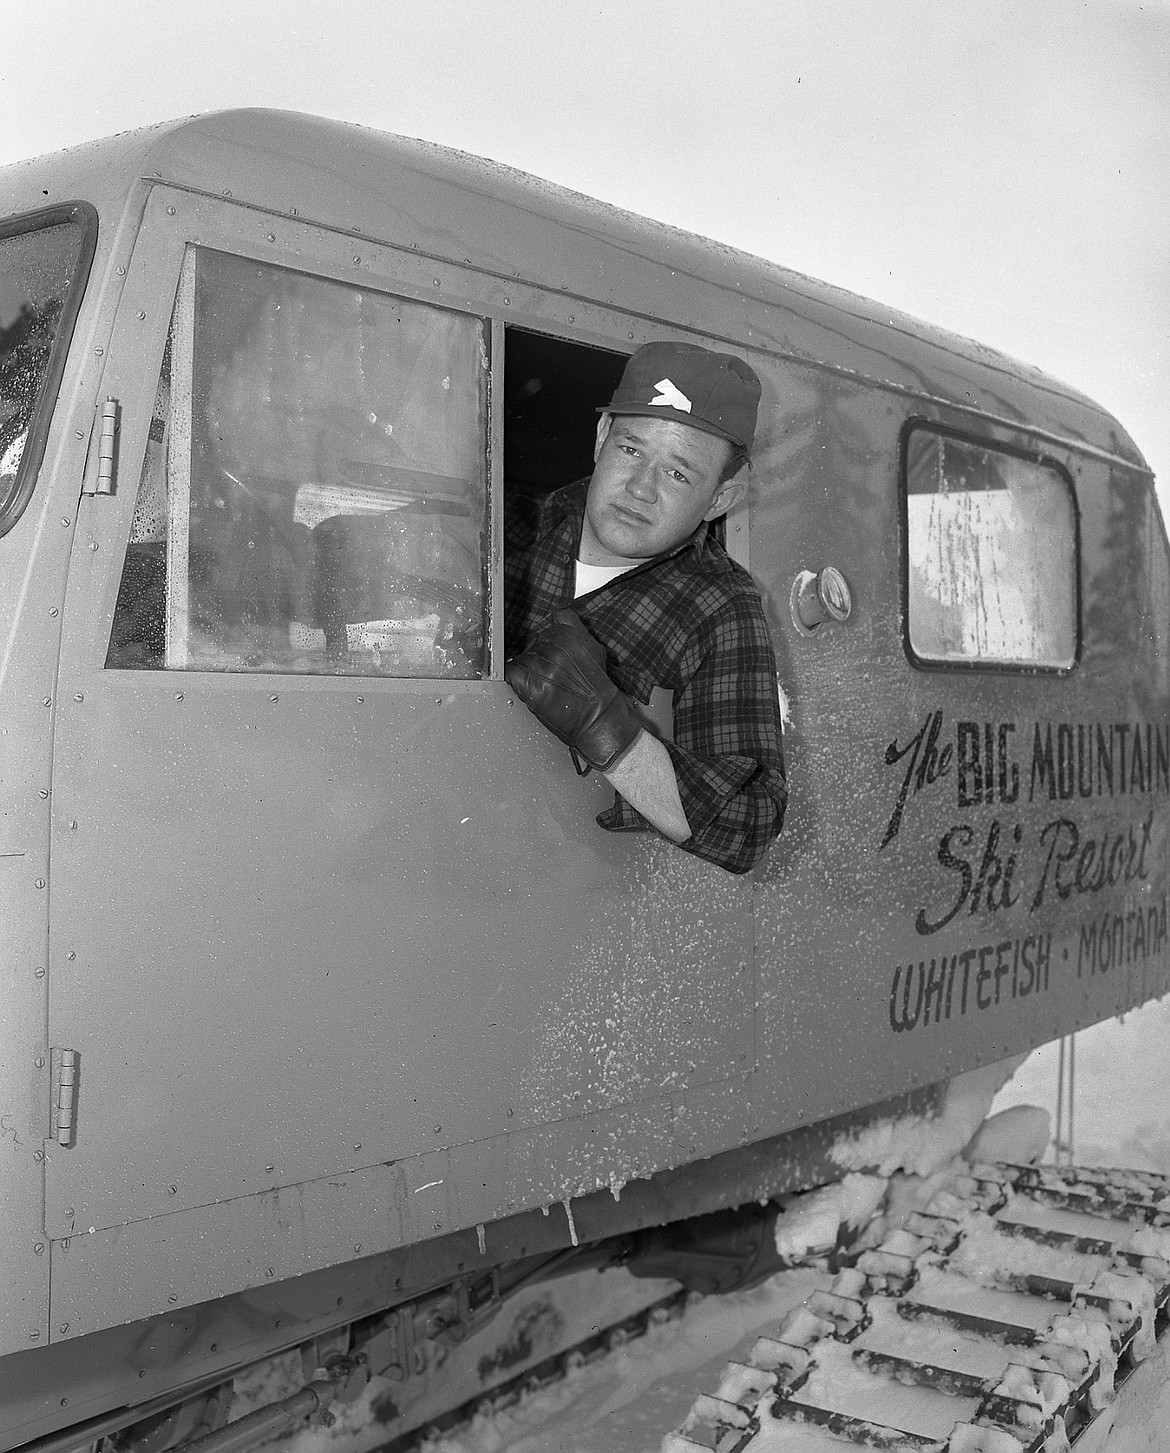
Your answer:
[600,342,761,451]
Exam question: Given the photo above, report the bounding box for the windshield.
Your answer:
[0,208,94,534]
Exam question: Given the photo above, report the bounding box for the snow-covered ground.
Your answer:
[263,993,1170,1452]
[990,994,1170,1176]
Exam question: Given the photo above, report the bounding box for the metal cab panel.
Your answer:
[44,186,756,1267]
[0,112,1162,1382]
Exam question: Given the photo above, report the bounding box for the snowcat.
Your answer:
[1,111,1167,1452]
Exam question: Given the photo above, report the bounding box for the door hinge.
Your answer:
[81,398,120,496]
[50,1048,80,1147]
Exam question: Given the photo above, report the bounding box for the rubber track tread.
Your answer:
[666,1160,1170,1453]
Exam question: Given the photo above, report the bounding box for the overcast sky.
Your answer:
[2,0,1167,515]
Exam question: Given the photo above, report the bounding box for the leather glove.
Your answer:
[505,609,642,771]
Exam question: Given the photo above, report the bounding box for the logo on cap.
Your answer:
[600,342,760,449]
[647,378,692,414]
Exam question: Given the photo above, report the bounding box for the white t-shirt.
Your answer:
[574,559,636,597]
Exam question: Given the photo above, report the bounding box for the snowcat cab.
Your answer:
[0,111,1167,1452]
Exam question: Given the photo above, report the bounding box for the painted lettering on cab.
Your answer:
[914,818,1022,936]
[880,709,951,849]
[880,712,1169,850]
[1029,811,1155,910]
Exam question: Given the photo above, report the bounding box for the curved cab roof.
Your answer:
[0,108,1147,472]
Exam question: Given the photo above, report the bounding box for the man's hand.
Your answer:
[505,609,642,771]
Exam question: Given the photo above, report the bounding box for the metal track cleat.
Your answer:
[663,1161,1170,1452]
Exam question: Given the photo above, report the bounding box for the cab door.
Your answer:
[44,186,755,1290]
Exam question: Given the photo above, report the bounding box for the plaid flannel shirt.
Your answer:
[504,480,786,874]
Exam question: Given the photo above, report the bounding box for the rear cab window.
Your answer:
[903,424,1079,670]
[0,204,96,536]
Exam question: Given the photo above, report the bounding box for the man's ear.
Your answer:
[593,412,613,462]
[704,475,747,522]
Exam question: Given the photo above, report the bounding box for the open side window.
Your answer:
[903,424,1079,671]
[107,246,489,678]
[503,327,626,501]
[0,203,96,537]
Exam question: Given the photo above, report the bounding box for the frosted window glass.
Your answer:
[906,430,1077,669]
[109,248,489,678]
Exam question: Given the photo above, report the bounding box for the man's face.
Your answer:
[579,413,743,568]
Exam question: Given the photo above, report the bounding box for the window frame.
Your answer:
[0,201,98,538]
[130,243,493,681]
[98,193,499,685]
[899,417,1082,676]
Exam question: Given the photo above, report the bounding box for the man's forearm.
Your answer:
[602,730,692,843]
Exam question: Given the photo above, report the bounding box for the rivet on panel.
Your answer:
[67,951,76,961]
[266,234,275,243]
[503,297,510,305]
[34,967,45,978]
[270,695,278,703]
[38,789,48,798]
[43,697,51,706]
[136,311,146,320]
[29,1331,40,1341]
[50,608,59,617]
[168,1295,178,1304]
[34,1057,44,1069]
[94,347,103,357]
[433,279,441,288]
[167,1185,177,1196]
[34,1151,44,1162]
[75,693,84,702]
[265,1164,274,1173]
[116,265,126,275]
[166,207,176,216]
[60,1324,69,1335]
[355,696,364,704]
[61,1397,69,1407]
[90,542,98,551]
[74,430,84,440]
[33,1243,44,1255]
[354,1243,362,1254]
[35,879,45,890]
[64,1207,73,1218]
[61,518,70,527]
[175,693,184,701]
